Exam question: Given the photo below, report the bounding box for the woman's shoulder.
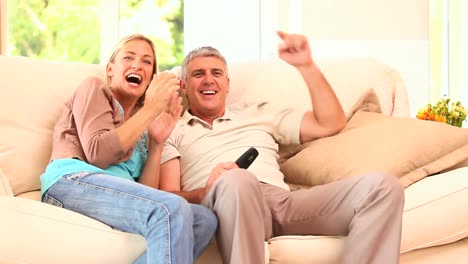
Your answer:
[80,76,105,84]
[65,76,116,113]
[72,76,113,100]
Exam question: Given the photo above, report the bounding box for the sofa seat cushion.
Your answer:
[0,197,146,264]
[267,235,344,263]
[400,238,468,264]
[265,167,468,263]
[401,166,468,252]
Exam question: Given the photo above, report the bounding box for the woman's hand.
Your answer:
[147,91,183,144]
[144,71,180,118]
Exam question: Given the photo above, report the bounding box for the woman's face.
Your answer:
[106,39,155,104]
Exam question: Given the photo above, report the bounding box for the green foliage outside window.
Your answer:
[8,0,183,70]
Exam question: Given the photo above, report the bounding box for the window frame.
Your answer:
[0,0,8,55]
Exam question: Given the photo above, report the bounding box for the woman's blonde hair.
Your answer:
[107,34,157,110]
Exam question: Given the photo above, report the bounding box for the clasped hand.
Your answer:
[145,71,183,144]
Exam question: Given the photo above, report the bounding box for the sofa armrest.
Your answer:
[0,168,13,197]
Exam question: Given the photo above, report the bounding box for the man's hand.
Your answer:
[277,31,313,67]
[203,162,238,196]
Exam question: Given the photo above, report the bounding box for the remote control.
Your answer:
[235,147,259,169]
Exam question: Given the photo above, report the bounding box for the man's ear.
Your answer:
[180,80,187,95]
[179,80,190,111]
[227,77,230,93]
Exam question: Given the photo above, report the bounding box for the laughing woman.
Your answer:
[40,34,217,264]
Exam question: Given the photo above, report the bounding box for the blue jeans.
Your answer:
[42,172,217,264]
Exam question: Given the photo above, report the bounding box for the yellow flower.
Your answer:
[434,114,446,123]
[416,110,427,120]
[416,98,467,127]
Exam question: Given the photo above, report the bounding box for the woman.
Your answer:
[40,34,217,263]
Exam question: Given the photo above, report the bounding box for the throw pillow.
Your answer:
[280,111,468,188]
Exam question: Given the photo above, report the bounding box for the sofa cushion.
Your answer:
[0,169,13,197]
[266,167,468,263]
[400,238,468,264]
[15,190,42,201]
[281,110,468,188]
[226,58,410,119]
[267,235,344,263]
[0,196,146,263]
[401,166,468,252]
[0,56,105,195]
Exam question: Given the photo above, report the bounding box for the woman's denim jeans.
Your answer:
[42,172,217,264]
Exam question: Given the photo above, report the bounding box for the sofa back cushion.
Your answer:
[225,58,410,119]
[281,110,468,188]
[0,56,105,195]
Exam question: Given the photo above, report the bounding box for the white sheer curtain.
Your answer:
[445,0,467,126]
[430,0,467,126]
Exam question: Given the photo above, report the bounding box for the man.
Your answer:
[159,31,404,264]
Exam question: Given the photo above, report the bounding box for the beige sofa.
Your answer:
[1,55,467,264]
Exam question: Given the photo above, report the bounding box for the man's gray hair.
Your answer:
[180,46,228,80]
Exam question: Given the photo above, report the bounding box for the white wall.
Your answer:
[184,0,429,116]
[184,0,261,63]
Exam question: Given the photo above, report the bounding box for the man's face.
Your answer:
[182,56,230,121]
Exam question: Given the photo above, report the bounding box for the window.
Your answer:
[430,0,468,111]
[3,0,183,70]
